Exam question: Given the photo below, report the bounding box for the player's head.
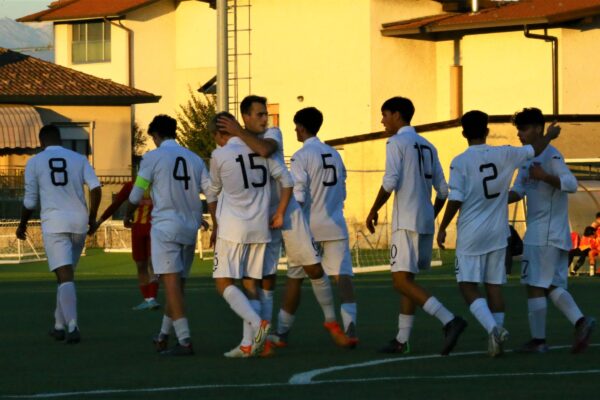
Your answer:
[461,110,489,142]
[596,211,600,219]
[38,124,61,147]
[240,95,268,135]
[210,111,236,147]
[513,108,545,145]
[148,115,177,146]
[293,107,323,142]
[583,226,596,237]
[380,97,414,135]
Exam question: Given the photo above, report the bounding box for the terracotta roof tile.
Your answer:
[0,48,160,105]
[17,0,159,22]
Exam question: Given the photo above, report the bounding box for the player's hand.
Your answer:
[15,224,27,240]
[437,230,447,250]
[366,210,378,234]
[528,162,547,182]
[200,219,210,231]
[87,220,100,235]
[216,116,244,137]
[545,121,561,140]
[270,212,284,229]
[210,226,218,248]
[123,215,133,228]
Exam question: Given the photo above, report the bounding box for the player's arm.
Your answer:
[437,200,461,250]
[367,140,400,234]
[126,174,151,228]
[205,154,223,246]
[87,186,102,235]
[530,122,561,156]
[437,160,465,249]
[16,162,38,240]
[207,200,218,247]
[96,182,132,226]
[216,116,278,157]
[432,150,448,219]
[267,157,293,228]
[530,155,577,192]
[289,152,308,207]
[508,166,526,204]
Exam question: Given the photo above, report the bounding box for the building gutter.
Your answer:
[524,26,559,116]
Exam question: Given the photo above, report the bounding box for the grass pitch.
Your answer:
[0,249,598,399]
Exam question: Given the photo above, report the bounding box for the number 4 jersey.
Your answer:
[23,145,101,234]
[448,144,534,256]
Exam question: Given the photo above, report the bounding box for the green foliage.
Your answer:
[131,121,147,157]
[176,88,217,161]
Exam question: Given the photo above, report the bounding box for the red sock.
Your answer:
[148,281,159,299]
[139,284,149,299]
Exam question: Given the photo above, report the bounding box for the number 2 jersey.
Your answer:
[23,145,101,234]
[383,126,448,234]
[448,144,534,256]
[132,139,210,245]
[208,136,294,244]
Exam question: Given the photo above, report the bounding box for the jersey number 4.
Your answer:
[173,157,191,190]
[236,153,267,189]
[49,158,68,186]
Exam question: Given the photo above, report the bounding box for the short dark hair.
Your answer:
[381,97,415,124]
[293,107,323,135]
[461,110,489,140]
[240,95,267,115]
[209,111,236,134]
[39,124,61,142]
[596,211,600,219]
[584,226,596,237]
[148,115,177,139]
[512,108,545,130]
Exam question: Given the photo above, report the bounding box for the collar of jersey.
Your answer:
[396,126,416,136]
[227,137,245,146]
[44,145,63,150]
[303,136,320,146]
[159,139,178,147]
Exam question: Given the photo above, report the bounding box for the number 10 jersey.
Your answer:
[448,144,534,256]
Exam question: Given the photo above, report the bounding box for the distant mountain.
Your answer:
[0,18,53,61]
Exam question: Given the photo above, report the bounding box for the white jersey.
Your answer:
[511,145,576,251]
[449,144,534,255]
[132,140,210,245]
[290,136,349,241]
[383,126,448,234]
[23,145,100,234]
[208,137,293,244]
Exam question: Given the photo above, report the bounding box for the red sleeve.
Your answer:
[100,181,134,220]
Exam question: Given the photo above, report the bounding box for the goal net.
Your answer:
[0,220,46,264]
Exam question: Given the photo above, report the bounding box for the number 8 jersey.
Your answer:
[448,144,534,256]
[23,145,100,234]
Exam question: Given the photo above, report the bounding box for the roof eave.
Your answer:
[17,0,161,23]
[0,95,161,106]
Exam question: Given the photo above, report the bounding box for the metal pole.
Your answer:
[217,0,229,112]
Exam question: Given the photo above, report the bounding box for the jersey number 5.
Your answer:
[321,154,338,186]
[480,163,500,199]
[173,157,191,190]
[49,158,68,186]
[236,153,267,189]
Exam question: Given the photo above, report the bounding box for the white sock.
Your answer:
[277,309,295,335]
[242,320,253,347]
[527,297,547,339]
[58,282,77,332]
[549,287,584,325]
[54,290,65,330]
[469,298,497,334]
[172,318,191,345]
[310,276,336,322]
[160,315,173,336]
[340,303,357,332]
[396,314,414,344]
[423,296,454,326]
[259,289,274,322]
[223,285,261,329]
[492,312,505,327]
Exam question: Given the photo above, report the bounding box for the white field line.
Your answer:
[3,344,598,399]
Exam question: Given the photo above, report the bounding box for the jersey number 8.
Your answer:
[49,158,68,186]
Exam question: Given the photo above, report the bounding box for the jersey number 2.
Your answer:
[49,158,68,186]
[480,163,500,199]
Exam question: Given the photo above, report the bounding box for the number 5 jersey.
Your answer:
[23,145,101,234]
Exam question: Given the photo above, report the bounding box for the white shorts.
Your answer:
[213,238,266,280]
[151,228,196,278]
[263,230,282,276]
[455,248,507,284]
[390,230,433,274]
[42,232,86,271]
[520,245,568,289]
[286,239,353,279]
[282,207,320,267]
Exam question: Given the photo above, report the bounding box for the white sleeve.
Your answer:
[198,159,212,196]
[290,152,308,203]
[267,156,293,188]
[551,153,578,193]
[205,154,222,203]
[511,165,527,198]
[382,140,402,193]
[23,159,39,210]
[432,150,448,200]
[264,128,283,150]
[447,159,466,202]
[82,158,101,190]
[508,145,535,170]
[340,154,347,202]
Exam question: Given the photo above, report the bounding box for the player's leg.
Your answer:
[54,265,79,343]
[480,248,509,357]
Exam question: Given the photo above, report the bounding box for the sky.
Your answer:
[0,0,50,19]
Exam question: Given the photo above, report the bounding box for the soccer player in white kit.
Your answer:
[217,96,349,350]
[508,108,595,354]
[437,110,560,357]
[16,125,102,344]
[207,112,293,357]
[126,115,211,356]
[366,97,466,356]
[285,107,359,346]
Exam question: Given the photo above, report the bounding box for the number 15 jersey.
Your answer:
[448,144,534,256]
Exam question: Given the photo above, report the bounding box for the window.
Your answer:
[72,21,111,63]
[56,124,91,157]
[267,104,279,128]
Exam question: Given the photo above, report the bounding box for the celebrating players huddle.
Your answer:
[17,95,595,358]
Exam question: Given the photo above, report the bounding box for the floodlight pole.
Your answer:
[217,0,229,112]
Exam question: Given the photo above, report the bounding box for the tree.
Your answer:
[131,121,147,157]
[176,88,217,161]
